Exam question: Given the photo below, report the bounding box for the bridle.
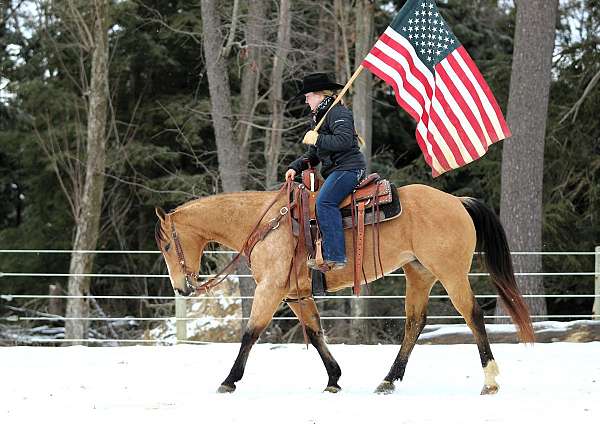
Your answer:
[170,221,201,293]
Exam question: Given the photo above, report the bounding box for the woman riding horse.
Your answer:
[286,73,367,272]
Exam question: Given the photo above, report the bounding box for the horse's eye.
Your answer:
[164,243,171,252]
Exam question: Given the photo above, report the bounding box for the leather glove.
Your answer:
[302,130,319,145]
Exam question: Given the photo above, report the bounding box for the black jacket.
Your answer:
[288,102,366,179]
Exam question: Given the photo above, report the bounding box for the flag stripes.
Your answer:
[362,22,510,176]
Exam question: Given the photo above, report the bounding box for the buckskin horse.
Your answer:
[154,181,534,395]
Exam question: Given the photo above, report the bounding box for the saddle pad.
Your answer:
[340,183,402,229]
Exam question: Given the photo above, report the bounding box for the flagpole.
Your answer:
[314,65,364,132]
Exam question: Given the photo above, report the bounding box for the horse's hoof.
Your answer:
[374,380,395,394]
[480,384,499,395]
[324,385,341,393]
[217,384,236,393]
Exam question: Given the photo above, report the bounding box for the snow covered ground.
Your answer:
[2,342,599,423]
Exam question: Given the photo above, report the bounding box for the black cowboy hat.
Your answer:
[294,73,344,97]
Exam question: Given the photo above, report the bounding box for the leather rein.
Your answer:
[169,181,297,296]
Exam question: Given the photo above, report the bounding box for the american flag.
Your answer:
[362,0,511,177]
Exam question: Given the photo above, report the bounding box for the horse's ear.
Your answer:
[155,207,166,222]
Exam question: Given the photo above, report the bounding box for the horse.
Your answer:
[154,183,534,395]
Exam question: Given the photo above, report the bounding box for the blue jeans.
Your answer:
[316,169,365,262]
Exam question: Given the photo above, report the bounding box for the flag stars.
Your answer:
[405,1,457,65]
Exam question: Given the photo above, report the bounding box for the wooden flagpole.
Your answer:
[313,65,364,132]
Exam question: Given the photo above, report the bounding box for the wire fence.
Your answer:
[1,248,599,344]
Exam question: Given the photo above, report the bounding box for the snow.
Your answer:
[419,320,600,343]
[2,342,598,423]
[419,320,591,340]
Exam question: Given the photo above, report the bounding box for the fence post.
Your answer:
[594,246,600,320]
[175,295,187,343]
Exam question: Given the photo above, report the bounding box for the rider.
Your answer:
[285,73,367,272]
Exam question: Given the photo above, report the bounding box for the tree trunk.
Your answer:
[238,0,268,184]
[316,3,329,71]
[497,0,557,320]
[265,0,291,189]
[65,0,110,342]
[333,0,351,82]
[349,0,374,343]
[200,0,242,193]
[352,0,374,172]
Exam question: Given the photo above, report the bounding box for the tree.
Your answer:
[237,0,269,183]
[62,0,111,341]
[200,0,242,193]
[350,0,375,342]
[498,0,559,319]
[353,0,374,172]
[265,0,291,189]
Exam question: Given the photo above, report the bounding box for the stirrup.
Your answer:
[307,258,346,273]
[311,269,326,296]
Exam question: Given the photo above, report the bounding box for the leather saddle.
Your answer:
[289,167,402,295]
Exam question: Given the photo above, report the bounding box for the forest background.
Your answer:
[0,0,598,344]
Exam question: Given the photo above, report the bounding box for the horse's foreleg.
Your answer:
[218,284,286,393]
[287,297,342,392]
[443,277,499,395]
[376,262,435,394]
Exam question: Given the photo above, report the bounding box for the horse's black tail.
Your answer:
[460,197,535,343]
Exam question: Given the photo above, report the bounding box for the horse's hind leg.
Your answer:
[375,261,436,394]
[287,297,342,393]
[441,276,499,395]
[218,284,286,393]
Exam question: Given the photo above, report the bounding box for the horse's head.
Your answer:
[155,207,207,296]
